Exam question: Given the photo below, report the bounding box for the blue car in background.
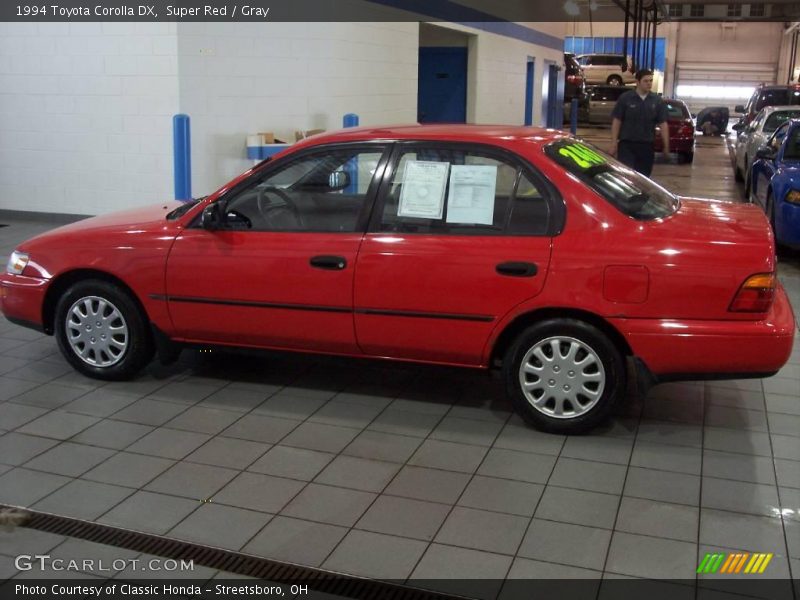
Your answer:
[749,118,800,248]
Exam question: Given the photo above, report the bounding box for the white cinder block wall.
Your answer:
[0,21,563,215]
[0,22,179,215]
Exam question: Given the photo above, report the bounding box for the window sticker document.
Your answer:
[446,165,497,225]
[397,160,450,219]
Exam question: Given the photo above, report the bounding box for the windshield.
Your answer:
[544,139,679,220]
[764,110,800,134]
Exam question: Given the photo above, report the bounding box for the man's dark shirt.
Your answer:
[611,90,669,143]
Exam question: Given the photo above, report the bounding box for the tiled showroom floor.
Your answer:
[0,133,798,599]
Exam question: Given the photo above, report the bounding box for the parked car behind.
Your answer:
[749,118,800,248]
[585,85,629,124]
[564,53,586,103]
[653,98,696,164]
[576,53,635,86]
[734,83,800,129]
[1,125,794,434]
[735,105,800,194]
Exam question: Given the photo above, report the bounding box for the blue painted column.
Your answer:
[343,114,359,194]
[173,114,191,201]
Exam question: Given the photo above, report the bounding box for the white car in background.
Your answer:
[735,105,800,194]
[575,54,636,86]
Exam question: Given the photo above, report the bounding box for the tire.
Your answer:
[503,319,625,434]
[607,75,623,86]
[766,191,777,237]
[54,279,154,380]
[734,165,744,182]
[744,169,752,199]
[678,152,694,164]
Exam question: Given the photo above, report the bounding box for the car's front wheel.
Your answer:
[503,319,625,434]
[54,280,153,380]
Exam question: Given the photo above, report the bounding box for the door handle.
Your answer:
[496,261,538,277]
[310,255,347,270]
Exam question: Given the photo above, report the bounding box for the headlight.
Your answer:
[785,190,800,205]
[6,251,29,275]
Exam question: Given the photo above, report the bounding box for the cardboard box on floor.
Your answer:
[295,129,325,141]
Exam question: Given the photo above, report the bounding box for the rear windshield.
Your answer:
[755,88,800,111]
[764,110,800,134]
[665,101,690,119]
[590,87,627,101]
[544,139,679,220]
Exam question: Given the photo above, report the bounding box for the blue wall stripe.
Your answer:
[367,0,563,50]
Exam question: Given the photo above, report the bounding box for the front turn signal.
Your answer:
[729,273,776,313]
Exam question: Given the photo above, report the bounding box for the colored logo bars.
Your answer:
[697,552,773,575]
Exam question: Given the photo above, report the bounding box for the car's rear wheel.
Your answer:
[678,151,694,164]
[735,164,744,182]
[607,75,623,86]
[54,280,153,380]
[503,319,625,434]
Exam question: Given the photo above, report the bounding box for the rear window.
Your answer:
[764,110,800,134]
[544,139,679,220]
[665,101,690,119]
[591,87,627,101]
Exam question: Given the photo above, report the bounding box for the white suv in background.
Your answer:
[576,54,636,86]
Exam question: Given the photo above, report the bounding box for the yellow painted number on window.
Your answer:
[558,143,606,169]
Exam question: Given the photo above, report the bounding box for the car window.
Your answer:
[769,122,791,152]
[664,101,690,119]
[764,110,800,134]
[376,147,551,236]
[545,139,679,220]
[751,110,767,131]
[222,147,385,232]
[755,88,800,111]
[782,126,800,160]
[592,87,626,101]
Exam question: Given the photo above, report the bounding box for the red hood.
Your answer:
[19,202,186,250]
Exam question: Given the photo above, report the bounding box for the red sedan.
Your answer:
[654,98,696,164]
[1,125,794,433]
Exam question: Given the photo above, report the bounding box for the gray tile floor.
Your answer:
[0,133,798,598]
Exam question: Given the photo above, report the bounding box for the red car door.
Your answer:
[166,145,388,353]
[354,143,559,366]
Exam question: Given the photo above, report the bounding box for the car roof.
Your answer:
[295,124,566,148]
[759,104,800,115]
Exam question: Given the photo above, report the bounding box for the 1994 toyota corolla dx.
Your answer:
[1,125,795,433]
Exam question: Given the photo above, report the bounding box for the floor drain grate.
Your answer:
[2,505,468,600]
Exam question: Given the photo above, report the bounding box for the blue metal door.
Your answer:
[418,47,468,123]
[546,62,563,128]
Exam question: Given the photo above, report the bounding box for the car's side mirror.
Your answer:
[691,113,697,119]
[732,121,745,132]
[734,105,746,114]
[201,203,224,230]
[755,145,776,160]
[328,170,351,191]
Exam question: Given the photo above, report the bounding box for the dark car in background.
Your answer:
[564,53,586,102]
[734,84,800,129]
[654,98,696,164]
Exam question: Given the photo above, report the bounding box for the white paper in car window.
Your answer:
[397,160,449,219]
[446,165,497,225]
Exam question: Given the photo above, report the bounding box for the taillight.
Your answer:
[729,273,776,313]
[567,75,582,84]
[679,120,694,136]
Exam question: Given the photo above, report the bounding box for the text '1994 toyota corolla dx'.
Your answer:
[1,125,795,433]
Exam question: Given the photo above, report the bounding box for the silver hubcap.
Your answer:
[518,336,605,419]
[65,296,129,368]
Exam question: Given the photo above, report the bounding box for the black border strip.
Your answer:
[149,295,494,322]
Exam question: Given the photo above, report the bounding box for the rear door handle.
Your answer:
[310,255,347,270]
[496,261,538,277]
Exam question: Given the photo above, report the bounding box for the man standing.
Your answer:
[609,69,670,176]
